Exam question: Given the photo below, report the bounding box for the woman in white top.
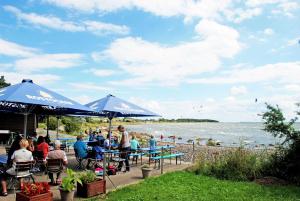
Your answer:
[1,139,33,196]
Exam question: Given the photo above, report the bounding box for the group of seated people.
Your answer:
[75,126,158,172]
[0,127,159,196]
[0,134,68,196]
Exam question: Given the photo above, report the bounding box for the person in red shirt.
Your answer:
[37,136,49,159]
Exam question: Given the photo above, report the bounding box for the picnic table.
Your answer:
[138,145,175,164]
[56,137,75,141]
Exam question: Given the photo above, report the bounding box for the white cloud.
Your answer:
[85,68,116,77]
[71,94,94,104]
[44,0,299,23]
[0,38,38,57]
[129,93,300,122]
[272,1,300,17]
[94,19,241,86]
[284,84,300,92]
[44,0,233,20]
[225,7,262,23]
[4,5,84,32]
[188,62,300,84]
[230,86,248,95]
[1,71,60,85]
[4,5,129,35]
[263,28,274,35]
[83,21,129,35]
[15,53,83,72]
[69,82,111,91]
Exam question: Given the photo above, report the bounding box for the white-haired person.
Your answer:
[1,139,33,196]
[45,140,68,185]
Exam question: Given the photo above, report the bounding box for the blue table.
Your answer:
[0,155,8,165]
[83,140,97,143]
[57,137,75,141]
[138,145,175,165]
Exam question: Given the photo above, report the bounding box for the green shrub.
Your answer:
[48,117,58,130]
[261,104,300,185]
[79,170,97,184]
[194,147,264,181]
[64,120,80,134]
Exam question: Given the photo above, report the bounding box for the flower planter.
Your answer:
[59,188,75,201]
[16,192,53,201]
[77,179,106,198]
[142,168,152,178]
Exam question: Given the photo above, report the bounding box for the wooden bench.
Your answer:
[151,153,184,168]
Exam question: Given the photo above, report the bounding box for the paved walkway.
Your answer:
[0,147,191,201]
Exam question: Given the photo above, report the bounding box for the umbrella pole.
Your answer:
[108,117,112,150]
[56,116,59,139]
[23,113,28,138]
[46,115,49,138]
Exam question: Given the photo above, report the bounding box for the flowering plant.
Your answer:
[21,182,50,196]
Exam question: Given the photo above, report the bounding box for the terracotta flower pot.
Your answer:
[16,192,53,201]
[77,179,106,198]
[59,188,75,201]
[142,168,152,178]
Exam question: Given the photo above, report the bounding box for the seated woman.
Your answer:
[6,134,23,167]
[45,140,68,185]
[36,136,49,159]
[1,139,33,196]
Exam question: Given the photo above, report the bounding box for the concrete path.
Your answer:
[0,147,191,201]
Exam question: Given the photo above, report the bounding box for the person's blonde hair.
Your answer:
[19,139,29,148]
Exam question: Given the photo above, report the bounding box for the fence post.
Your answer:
[192,141,195,163]
[161,147,164,174]
[103,152,106,181]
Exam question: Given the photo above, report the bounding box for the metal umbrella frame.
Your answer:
[0,79,94,137]
[85,94,159,149]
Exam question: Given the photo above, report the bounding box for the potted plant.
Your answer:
[16,182,52,201]
[77,170,106,198]
[59,169,82,201]
[141,164,152,179]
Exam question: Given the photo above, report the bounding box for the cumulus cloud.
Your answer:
[4,5,129,35]
[84,68,116,77]
[129,93,300,122]
[15,53,83,72]
[1,71,60,85]
[188,62,300,84]
[69,82,111,91]
[0,38,38,57]
[230,86,248,95]
[93,19,241,86]
[44,0,299,23]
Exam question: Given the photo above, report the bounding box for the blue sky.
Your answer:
[0,0,299,121]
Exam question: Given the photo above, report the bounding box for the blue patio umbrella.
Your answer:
[0,79,94,137]
[86,94,159,148]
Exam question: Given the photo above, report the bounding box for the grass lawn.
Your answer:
[100,171,300,201]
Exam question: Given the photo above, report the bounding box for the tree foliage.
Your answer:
[0,76,10,89]
[262,103,300,185]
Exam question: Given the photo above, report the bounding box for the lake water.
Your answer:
[126,122,300,147]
